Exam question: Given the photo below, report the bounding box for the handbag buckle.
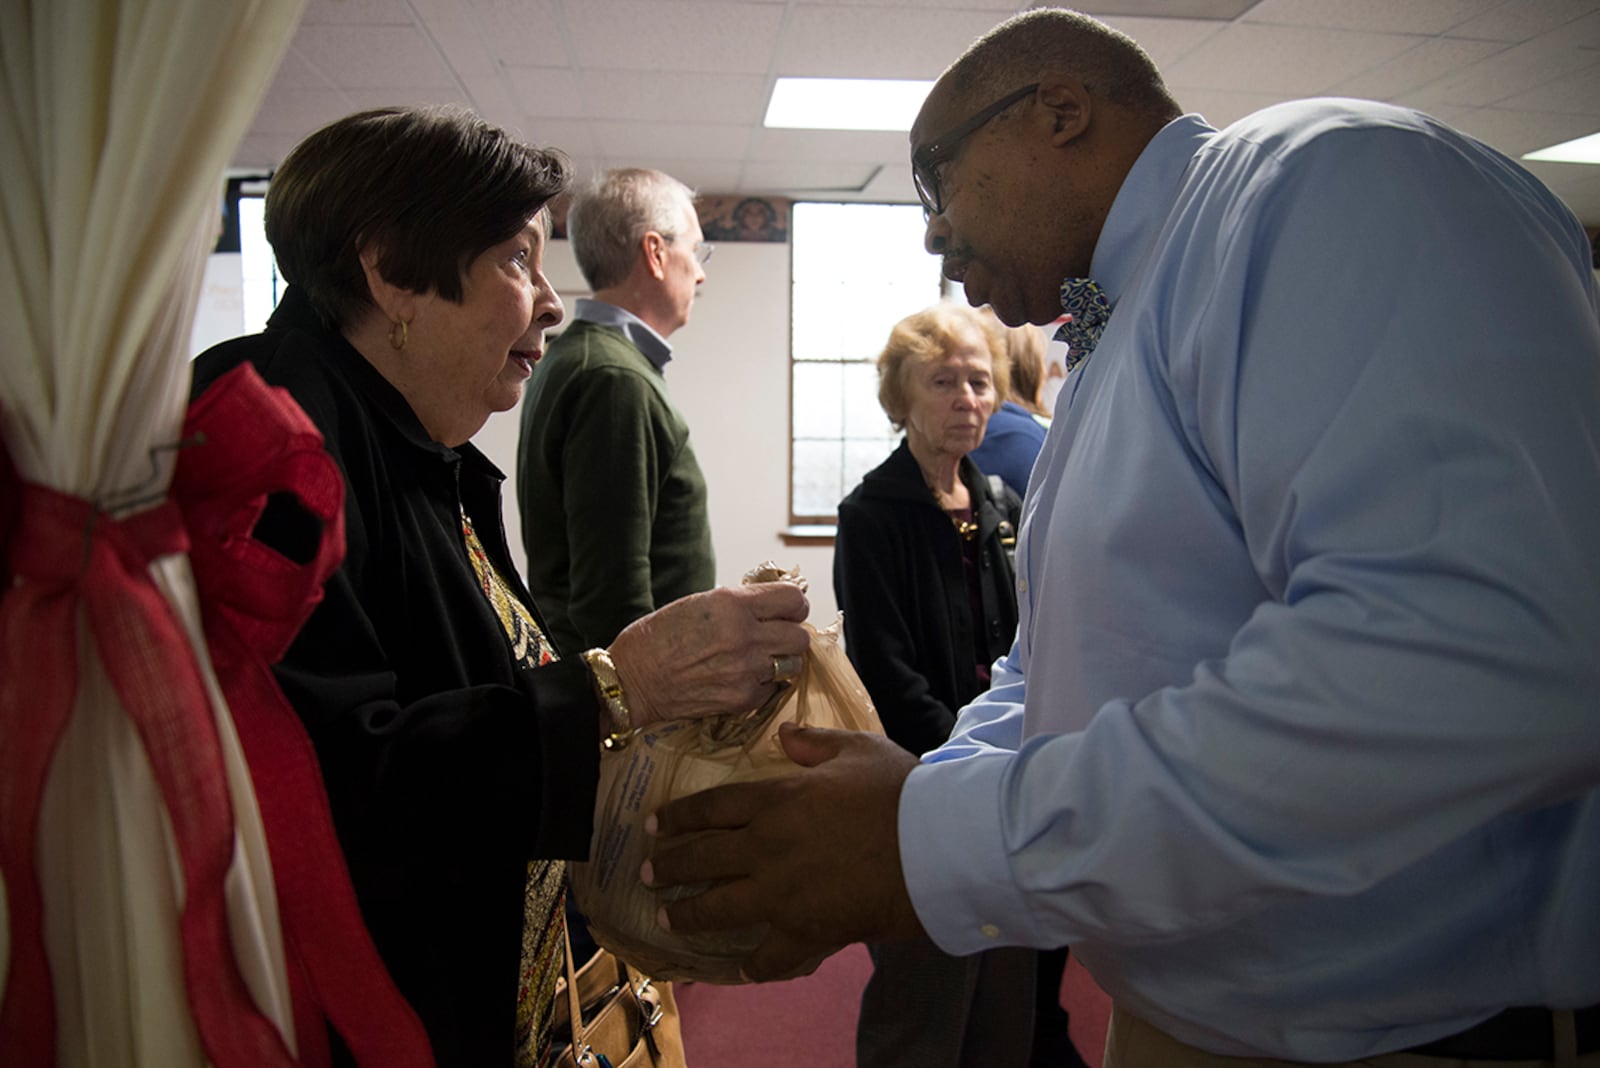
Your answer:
[574,1045,613,1068]
[634,977,665,1029]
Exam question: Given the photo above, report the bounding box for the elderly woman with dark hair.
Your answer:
[191,106,808,1067]
[833,301,1036,1068]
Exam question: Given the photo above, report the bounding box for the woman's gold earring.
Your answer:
[388,318,408,351]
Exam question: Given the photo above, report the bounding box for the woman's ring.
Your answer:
[771,653,803,684]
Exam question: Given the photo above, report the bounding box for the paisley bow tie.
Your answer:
[1054,277,1111,373]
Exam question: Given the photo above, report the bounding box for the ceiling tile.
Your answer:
[1079,0,1263,15]
[297,0,415,26]
[1242,0,1502,35]
[502,66,585,116]
[246,86,354,137]
[1495,63,1600,114]
[235,0,1600,223]
[598,157,747,191]
[1405,33,1600,107]
[1328,36,1506,100]
[233,133,307,171]
[577,70,770,123]
[516,118,600,157]
[774,6,1005,78]
[560,0,785,74]
[780,0,1252,16]
[457,0,569,69]
[739,158,881,192]
[265,46,334,93]
[1552,6,1600,44]
[749,127,910,163]
[338,87,478,111]
[1440,104,1600,156]
[1093,16,1230,68]
[1447,0,1600,41]
[1164,23,1424,94]
[793,0,1015,7]
[292,25,460,89]
[590,120,752,157]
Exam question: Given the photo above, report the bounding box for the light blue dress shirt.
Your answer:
[899,99,1600,1061]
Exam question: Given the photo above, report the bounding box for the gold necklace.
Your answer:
[930,488,978,541]
[924,467,976,541]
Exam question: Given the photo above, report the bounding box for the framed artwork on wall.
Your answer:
[698,195,790,243]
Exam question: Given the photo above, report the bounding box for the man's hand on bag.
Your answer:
[611,582,810,730]
[642,723,926,981]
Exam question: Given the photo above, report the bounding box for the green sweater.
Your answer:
[516,319,714,655]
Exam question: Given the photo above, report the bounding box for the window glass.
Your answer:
[238,194,280,330]
[789,202,942,522]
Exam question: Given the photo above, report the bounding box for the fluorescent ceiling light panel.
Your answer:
[1522,131,1600,165]
[765,77,934,132]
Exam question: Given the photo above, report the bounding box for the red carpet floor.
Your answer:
[674,944,1111,1067]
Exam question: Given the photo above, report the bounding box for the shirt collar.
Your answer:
[1084,112,1218,306]
[573,298,673,370]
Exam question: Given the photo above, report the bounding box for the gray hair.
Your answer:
[566,168,697,290]
[945,8,1179,121]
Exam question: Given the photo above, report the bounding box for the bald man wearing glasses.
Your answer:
[644,8,1600,1068]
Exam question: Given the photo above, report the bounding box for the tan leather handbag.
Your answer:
[552,926,687,1068]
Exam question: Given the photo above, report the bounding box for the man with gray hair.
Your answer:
[517,168,715,656]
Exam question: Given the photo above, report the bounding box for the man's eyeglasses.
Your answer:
[664,233,715,265]
[912,83,1039,218]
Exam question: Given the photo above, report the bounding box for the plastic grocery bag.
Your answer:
[570,563,884,983]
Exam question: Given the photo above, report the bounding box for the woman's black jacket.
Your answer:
[833,439,1020,757]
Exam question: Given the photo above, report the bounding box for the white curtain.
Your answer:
[0,0,307,1064]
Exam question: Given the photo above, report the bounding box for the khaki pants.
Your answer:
[1105,1007,1600,1068]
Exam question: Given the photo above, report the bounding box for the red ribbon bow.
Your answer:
[0,364,432,1066]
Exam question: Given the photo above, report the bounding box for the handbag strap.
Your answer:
[560,923,603,1067]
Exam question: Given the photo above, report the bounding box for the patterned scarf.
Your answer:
[461,509,565,1068]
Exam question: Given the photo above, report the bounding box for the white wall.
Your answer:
[472,237,842,624]
[189,253,246,354]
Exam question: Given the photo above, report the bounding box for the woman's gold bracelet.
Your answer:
[581,648,633,751]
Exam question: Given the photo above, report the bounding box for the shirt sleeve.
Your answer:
[929,644,1028,761]
[899,119,1600,956]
